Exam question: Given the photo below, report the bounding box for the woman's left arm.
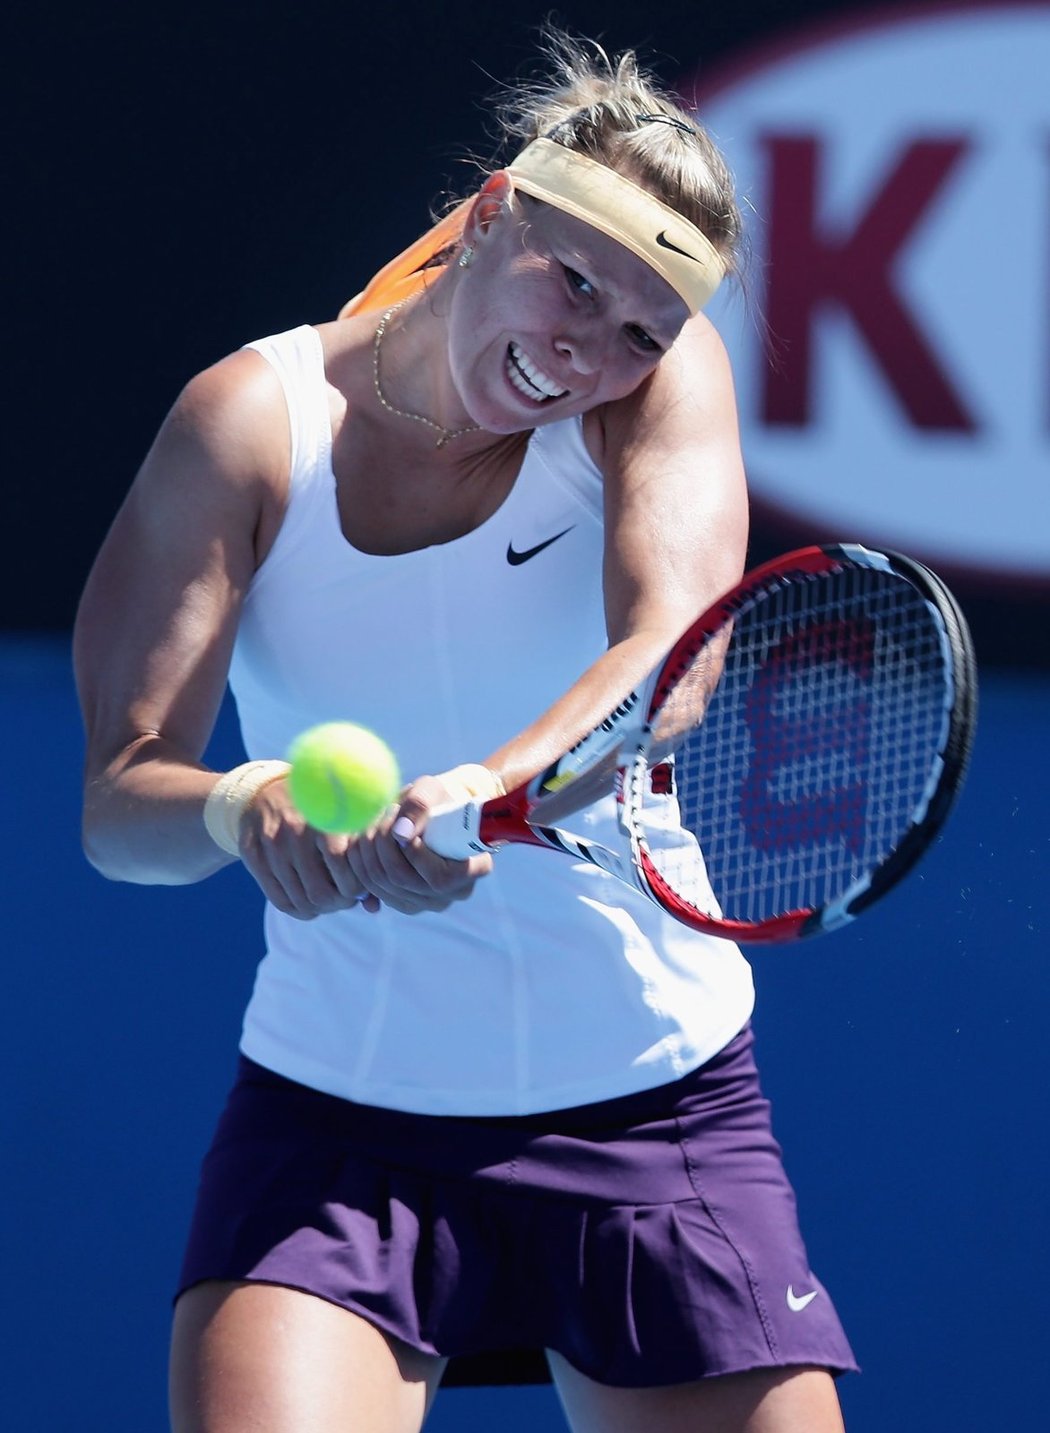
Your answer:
[488,312,749,791]
[352,316,748,906]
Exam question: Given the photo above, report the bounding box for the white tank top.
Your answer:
[232,324,754,1115]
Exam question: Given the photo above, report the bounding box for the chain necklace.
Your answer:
[372,301,482,449]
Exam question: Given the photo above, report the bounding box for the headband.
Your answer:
[505,138,725,314]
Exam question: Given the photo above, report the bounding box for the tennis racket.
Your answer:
[423,544,977,943]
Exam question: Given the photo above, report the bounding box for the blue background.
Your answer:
[4,640,1047,1429]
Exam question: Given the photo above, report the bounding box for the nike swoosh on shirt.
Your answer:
[656,230,704,263]
[786,1285,820,1313]
[506,527,575,566]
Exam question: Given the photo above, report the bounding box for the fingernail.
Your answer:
[392,816,416,844]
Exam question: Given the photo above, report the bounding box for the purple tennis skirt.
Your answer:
[177,1024,857,1388]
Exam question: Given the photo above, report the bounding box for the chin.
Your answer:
[463,395,543,436]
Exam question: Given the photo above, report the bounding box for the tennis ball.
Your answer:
[286,722,400,835]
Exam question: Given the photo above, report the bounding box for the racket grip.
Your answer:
[422,799,488,858]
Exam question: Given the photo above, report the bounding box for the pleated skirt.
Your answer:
[176,1024,857,1387]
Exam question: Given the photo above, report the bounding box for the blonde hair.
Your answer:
[340,31,745,321]
[489,29,744,281]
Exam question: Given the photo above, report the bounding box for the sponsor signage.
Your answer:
[688,1,1050,585]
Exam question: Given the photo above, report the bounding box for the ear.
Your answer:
[463,171,515,246]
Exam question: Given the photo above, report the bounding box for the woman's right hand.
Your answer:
[236,777,384,919]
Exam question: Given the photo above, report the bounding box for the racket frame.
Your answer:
[423,544,977,943]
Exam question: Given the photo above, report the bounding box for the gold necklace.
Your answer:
[372,301,482,449]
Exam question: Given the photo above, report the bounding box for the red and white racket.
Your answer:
[423,544,977,943]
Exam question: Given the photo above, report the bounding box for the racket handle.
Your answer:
[422,799,489,858]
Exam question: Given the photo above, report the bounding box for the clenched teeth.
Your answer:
[507,342,569,402]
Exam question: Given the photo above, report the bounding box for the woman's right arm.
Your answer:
[74,349,290,886]
[76,346,492,919]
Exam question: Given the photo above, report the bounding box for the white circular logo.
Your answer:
[689,1,1050,583]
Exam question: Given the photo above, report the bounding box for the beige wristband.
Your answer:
[203,759,292,856]
[438,763,507,803]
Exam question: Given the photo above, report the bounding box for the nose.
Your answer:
[553,326,603,376]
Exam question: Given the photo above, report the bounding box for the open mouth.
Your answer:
[505,342,569,404]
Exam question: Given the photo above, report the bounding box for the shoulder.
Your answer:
[585,310,748,621]
[140,346,295,523]
[111,346,296,576]
[583,311,739,471]
[166,346,290,481]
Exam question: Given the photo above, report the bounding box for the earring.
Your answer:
[458,245,475,269]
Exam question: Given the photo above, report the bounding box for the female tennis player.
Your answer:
[75,30,857,1432]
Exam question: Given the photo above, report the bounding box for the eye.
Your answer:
[626,324,662,354]
[564,265,596,298]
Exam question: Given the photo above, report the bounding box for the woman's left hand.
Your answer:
[346,771,495,915]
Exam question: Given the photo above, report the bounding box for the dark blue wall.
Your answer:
[3,637,1047,1430]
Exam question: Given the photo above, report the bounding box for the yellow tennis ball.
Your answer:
[286,722,401,835]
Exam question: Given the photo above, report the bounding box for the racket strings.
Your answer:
[641,567,955,923]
